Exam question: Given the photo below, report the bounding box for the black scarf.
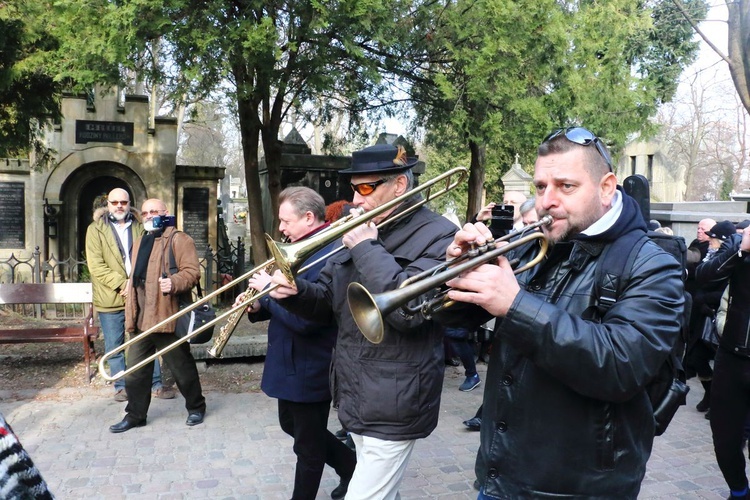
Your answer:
[132,230,161,288]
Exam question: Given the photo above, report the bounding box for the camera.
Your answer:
[490,204,514,237]
[152,215,177,229]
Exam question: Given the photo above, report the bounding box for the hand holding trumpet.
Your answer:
[445,222,521,317]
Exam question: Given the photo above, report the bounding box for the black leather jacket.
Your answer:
[445,193,684,499]
[696,234,750,355]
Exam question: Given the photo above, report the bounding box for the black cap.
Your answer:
[706,220,736,240]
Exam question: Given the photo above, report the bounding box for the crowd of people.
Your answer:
[8,132,750,500]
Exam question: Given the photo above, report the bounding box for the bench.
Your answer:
[0,283,99,382]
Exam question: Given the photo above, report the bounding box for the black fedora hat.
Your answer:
[706,220,736,241]
[339,144,418,175]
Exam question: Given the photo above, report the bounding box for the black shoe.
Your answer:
[696,392,710,412]
[463,417,481,431]
[445,357,461,367]
[344,434,356,452]
[109,418,146,434]
[334,428,347,440]
[331,478,350,500]
[186,411,205,426]
[705,409,711,421]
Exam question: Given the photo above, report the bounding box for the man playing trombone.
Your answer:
[441,128,684,498]
[242,187,356,500]
[269,144,458,499]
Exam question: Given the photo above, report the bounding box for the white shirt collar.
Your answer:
[581,189,622,237]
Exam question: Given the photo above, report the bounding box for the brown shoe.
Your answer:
[152,386,176,399]
[113,389,127,402]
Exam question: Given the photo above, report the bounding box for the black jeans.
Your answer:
[278,399,356,500]
[124,332,206,422]
[710,348,750,492]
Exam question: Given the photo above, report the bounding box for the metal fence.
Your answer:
[0,239,246,307]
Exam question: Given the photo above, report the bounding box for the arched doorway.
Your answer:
[58,162,146,261]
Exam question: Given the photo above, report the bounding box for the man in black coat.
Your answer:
[269,144,458,499]
[696,225,750,500]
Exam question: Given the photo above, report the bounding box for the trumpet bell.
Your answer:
[348,282,385,344]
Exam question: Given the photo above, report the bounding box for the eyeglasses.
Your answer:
[350,178,389,196]
[543,127,613,172]
[141,209,165,218]
[108,200,129,206]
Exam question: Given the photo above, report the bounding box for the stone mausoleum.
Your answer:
[0,88,224,275]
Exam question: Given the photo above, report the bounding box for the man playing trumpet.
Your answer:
[269,144,458,499]
[441,128,684,498]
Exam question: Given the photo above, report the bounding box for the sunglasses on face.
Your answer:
[543,127,613,172]
[108,200,129,206]
[350,178,389,196]
[141,209,165,218]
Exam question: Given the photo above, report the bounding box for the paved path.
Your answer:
[0,365,732,499]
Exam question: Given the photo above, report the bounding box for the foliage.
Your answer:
[0,6,62,158]
[409,0,706,219]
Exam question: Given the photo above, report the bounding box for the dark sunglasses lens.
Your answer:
[543,129,564,143]
[564,127,595,146]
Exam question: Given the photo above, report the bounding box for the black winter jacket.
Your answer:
[696,234,750,355]
[445,192,684,499]
[278,197,457,440]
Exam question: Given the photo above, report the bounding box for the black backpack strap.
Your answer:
[594,231,649,317]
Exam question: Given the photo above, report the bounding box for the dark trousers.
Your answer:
[278,399,356,500]
[124,332,206,422]
[710,348,750,492]
[450,339,478,377]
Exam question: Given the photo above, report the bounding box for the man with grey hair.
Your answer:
[269,144,458,499]
[242,186,356,500]
[85,188,172,401]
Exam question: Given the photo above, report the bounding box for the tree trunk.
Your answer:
[465,140,487,222]
[237,94,268,266]
[726,0,750,115]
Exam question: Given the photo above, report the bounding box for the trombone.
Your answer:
[97,166,468,381]
[348,215,552,344]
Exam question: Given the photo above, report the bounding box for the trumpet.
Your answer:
[347,215,552,344]
[97,166,469,381]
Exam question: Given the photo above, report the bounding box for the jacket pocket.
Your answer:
[358,359,420,425]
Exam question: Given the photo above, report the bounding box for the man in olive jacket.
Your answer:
[85,188,169,400]
[442,128,684,499]
[270,144,458,499]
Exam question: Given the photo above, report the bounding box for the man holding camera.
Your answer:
[109,198,207,433]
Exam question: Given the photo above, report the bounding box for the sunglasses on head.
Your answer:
[543,127,613,172]
[350,178,390,196]
[108,200,129,206]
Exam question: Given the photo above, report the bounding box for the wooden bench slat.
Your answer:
[0,283,97,383]
[0,283,93,305]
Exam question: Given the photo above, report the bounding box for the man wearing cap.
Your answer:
[687,220,737,418]
[269,144,458,498]
[696,221,750,500]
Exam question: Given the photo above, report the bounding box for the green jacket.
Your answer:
[85,207,144,312]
